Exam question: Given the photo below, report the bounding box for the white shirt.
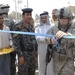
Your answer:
[35,24,52,43]
[50,19,58,26]
[0,25,12,49]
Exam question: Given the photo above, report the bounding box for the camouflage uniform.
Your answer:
[12,20,37,75]
[46,7,75,75]
[3,18,15,30]
[0,4,16,75]
[0,4,15,30]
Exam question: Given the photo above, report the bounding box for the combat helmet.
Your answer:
[0,4,10,14]
[56,7,74,21]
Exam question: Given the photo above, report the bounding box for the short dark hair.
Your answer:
[52,9,58,13]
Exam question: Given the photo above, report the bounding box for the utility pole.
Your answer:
[18,0,20,22]
[14,0,17,21]
[27,0,28,8]
[17,0,22,21]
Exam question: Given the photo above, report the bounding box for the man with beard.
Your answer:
[35,12,54,75]
[50,9,58,26]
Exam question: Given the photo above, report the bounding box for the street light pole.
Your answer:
[14,0,17,21]
[27,0,28,8]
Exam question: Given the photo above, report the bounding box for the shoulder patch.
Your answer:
[18,24,22,29]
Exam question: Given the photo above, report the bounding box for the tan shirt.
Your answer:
[0,25,12,49]
[50,19,58,26]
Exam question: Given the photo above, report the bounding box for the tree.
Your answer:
[35,14,39,21]
[8,11,22,21]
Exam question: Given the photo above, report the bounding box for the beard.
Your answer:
[52,15,57,20]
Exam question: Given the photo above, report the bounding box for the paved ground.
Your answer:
[16,61,75,75]
[16,66,39,75]
[16,68,75,75]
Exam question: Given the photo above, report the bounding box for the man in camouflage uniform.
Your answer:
[0,4,15,30]
[12,8,37,75]
[0,4,16,75]
[45,7,75,75]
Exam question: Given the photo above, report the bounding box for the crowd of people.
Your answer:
[0,4,75,75]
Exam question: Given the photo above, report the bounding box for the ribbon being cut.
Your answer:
[0,30,75,55]
[0,30,75,38]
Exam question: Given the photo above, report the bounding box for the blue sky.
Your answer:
[0,0,75,18]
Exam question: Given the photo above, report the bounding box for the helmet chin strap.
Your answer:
[58,17,71,27]
[58,21,71,32]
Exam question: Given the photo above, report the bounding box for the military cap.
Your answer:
[40,12,49,16]
[22,8,33,13]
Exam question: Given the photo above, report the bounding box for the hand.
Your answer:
[51,37,57,44]
[19,56,25,65]
[56,31,67,39]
